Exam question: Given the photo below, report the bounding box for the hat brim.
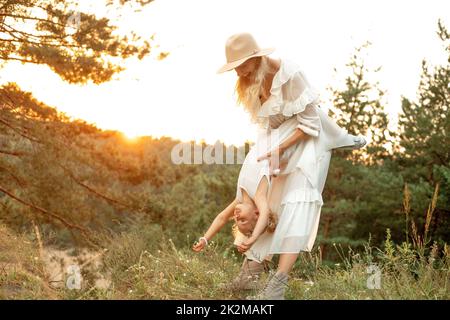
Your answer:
[216,47,275,74]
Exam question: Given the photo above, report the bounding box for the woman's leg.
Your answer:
[250,256,291,300]
[277,253,299,274]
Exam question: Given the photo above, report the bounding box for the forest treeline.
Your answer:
[0,0,448,263]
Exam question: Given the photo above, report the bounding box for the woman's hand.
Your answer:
[258,128,308,176]
[192,238,207,252]
[257,147,284,176]
[236,236,257,253]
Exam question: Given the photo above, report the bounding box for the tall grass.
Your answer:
[0,225,56,299]
[91,182,448,300]
[73,230,447,300]
[1,184,448,300]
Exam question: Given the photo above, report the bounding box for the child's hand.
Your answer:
[236,236,257,253]
[192,238,207,252]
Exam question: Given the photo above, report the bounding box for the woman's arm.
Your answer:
[192,197,238,252]
[278,127,309,153]
[257,128,310,173]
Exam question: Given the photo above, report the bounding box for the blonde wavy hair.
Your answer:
[231,210,278,239]
[235,56,272,123]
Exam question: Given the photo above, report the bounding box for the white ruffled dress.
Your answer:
[235,58,358,261]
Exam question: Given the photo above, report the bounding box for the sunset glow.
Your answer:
[2,0,449,145]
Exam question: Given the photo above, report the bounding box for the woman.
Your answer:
[194,32,366,299]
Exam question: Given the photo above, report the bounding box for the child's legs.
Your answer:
[277,253,299,274]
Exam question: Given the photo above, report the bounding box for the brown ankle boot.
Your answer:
[247,271,289,300]
[223,258,267,291]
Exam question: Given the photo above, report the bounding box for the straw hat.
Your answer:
[217,33,275,73]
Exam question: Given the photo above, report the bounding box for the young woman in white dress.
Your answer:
[193,33,366,299]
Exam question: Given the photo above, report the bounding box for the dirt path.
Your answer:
[42,247,111,290]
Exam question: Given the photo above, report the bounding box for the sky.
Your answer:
[1,0,449,145]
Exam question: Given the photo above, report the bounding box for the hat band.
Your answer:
[228,48,260,63]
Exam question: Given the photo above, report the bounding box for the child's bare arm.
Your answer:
[193,197,238,252]
[204,198,237,240]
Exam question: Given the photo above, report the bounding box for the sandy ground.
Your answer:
[42,247,111,290]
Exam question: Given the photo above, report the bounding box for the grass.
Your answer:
[0,224,448,300]
[0,225,56,299]
[52,230,447,300]
[0,184,448,300]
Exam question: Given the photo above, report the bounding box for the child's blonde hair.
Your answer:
[232,210,277,239]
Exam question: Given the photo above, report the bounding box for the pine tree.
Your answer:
[318,43,400,259]
[397,20,450,244]
[328,42,395,164]
[398,20,449,177]
[0,0,157,84]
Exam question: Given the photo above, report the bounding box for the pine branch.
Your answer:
[0,56,41,64]
[0,37,83,48]
[58,164,134,209]
[0,148,27,156]
[1,21,65,40]
[0,165,27,188]
[0,13,67,28]
[0,117,42,143]
[0,184,88,234]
